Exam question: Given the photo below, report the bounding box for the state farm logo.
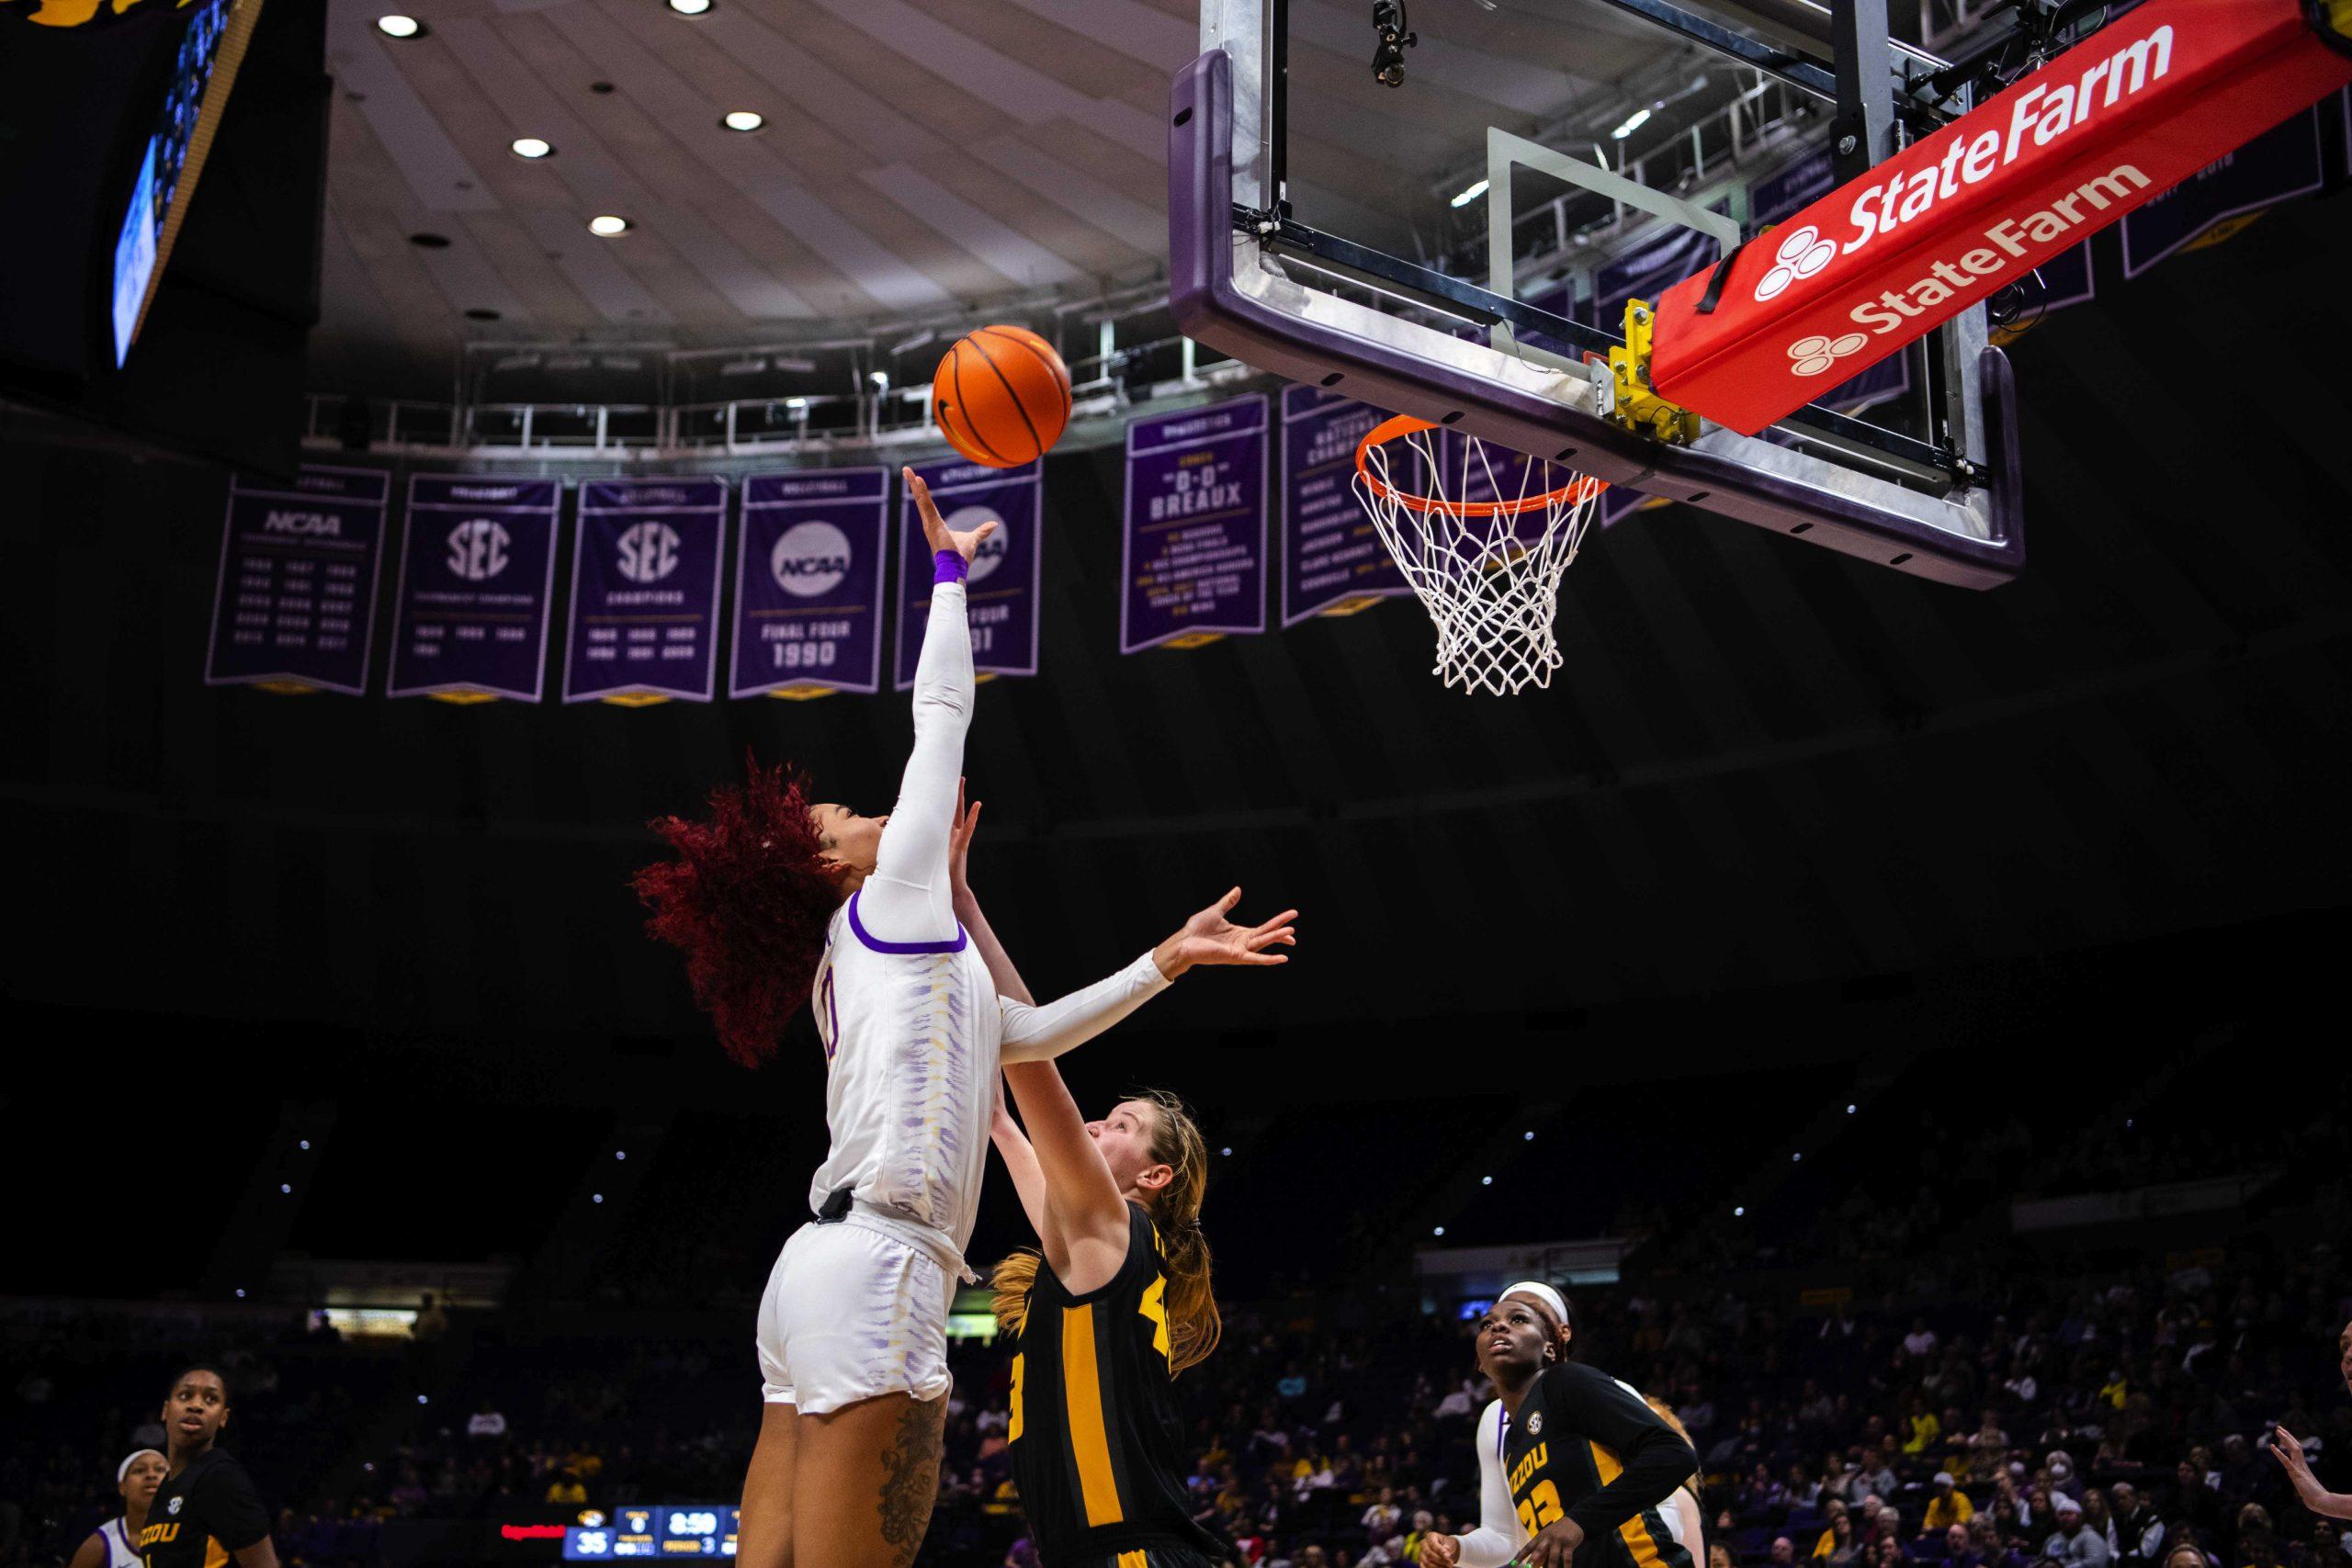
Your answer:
[1788,332,1870,378]
[1755,225,1837,302]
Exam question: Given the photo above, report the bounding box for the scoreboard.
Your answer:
[562,1507,738,1559]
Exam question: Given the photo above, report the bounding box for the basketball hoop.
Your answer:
[1352,415,1608,696]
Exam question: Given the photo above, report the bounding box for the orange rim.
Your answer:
[1354,414,1607,516]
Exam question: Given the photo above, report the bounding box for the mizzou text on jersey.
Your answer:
[1006,1203,1226,1565]
[138,1450,269,1568]
[1500,1363,1696,1568]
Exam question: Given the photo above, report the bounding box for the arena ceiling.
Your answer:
[316,0,1668,385]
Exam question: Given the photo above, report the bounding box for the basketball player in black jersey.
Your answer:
[1459,1292,1695,1568]
[141,1367,278,1568]
[950,789,1284,1568]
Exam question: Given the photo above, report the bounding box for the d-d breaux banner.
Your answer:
[894,457,1041,691]
[733,468,889,699]
[388,475,562,703]
[206,465,387,695]
[1121,394,1268,653]
[562,477,727,705]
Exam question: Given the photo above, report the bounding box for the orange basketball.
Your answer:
[931,324,1071,468]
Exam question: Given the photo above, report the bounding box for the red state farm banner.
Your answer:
[1651,0,2352,435]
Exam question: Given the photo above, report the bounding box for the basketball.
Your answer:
[931,324,1071,468]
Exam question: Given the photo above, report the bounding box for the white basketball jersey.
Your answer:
[98,1519,141,1568]
[805,890,1002,1272]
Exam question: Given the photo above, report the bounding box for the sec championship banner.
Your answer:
[205,466,387,694]
[388,475,561,703]
[1121,395,1268,653]
[562,478,726,705]
[734,468,889,699]
[894,457,1041,690]
[1280,384,1408,626]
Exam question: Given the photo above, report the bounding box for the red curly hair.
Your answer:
[634,755,843,1066]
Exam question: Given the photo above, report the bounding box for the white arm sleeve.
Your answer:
[1455,1401,1522,1568]
[859,579,971,943]
[998,951,1170,1064]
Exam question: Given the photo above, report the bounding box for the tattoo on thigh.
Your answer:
[876,1398,944,1566]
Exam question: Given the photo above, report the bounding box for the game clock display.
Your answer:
[562,1506,738,1558]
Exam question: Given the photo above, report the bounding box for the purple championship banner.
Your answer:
[205,465,387,694]
[388,475,561,703]
[2121,102,2326,278]
[562,477,727,706]
[733,468,889,699]
[1120,394,1268,653]
[894,457,1041,690]
[1279,383,1408,626]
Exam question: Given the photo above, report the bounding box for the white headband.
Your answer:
[119,1450,164,1483]
[1500,1281,1568,1324]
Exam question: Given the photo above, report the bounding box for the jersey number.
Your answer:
[815,964,839,1063]
[1517,1480,1565,1537]
[1140,1275,1171,1367]
[1008,1353,1024,1442]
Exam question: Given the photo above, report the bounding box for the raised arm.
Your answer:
[857,468,997,945]
[998,887,1298,1063]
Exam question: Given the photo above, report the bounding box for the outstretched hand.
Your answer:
[1153,888,1298,980]
[907,467,998,563]
[948,778,981,902]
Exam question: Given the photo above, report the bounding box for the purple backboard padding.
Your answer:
[1168,51,2025,590]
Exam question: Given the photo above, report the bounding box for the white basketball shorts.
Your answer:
[755,1219,955,1415]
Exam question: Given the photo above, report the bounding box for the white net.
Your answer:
[1352,420,1606,696]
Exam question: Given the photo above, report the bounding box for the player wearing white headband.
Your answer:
[65,1450,167,1568]
[1423,1283,1696,1568]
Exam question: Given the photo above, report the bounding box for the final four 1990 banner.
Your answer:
[1120,395,1268,653]
[562,477,726,705]
[734,468,890,699]
[895,457,1041,691]
[389,475,562,703]
[206,465,387,694]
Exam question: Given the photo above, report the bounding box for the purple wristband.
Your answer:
[933,549,967,585]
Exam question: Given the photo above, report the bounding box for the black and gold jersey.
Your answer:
[1006,1203,1223,1565]
[1499,1363,1696,1568]
[139,1450,269,1568]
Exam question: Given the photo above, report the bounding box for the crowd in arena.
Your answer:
[8,1234,2345,1568]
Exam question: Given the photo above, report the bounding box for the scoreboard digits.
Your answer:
[563,1506,739,1559]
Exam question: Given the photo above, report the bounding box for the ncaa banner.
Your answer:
[2120,101,2325,277]
[733,468,889,699]
[894,457,1041,691]
[1280,384,1408,626]
[205,466,386,694]
[562,477,727,705]
[388,475,561,703]
[1120,394,1268,653]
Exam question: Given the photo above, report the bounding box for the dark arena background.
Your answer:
[5,5,2351,1568]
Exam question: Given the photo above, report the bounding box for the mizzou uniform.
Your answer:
[1498,1364,1695,1568]
[1007,1203,1225,1568]
[138,1450,269,1568]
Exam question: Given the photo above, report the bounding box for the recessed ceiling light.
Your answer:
[667,0,713,14]
[408,231,451,249]
[588,215,632,237]
[721,110,764,132]
[464,308,503,321]
[510,137,555,160]
[376,14,422,38]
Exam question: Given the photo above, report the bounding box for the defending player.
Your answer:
[141,1369,278,1568]
[1422,1285,1695,1568]
[65,1450,165,1568]
[948,788,1286,1568]
[637,469,1295,1568]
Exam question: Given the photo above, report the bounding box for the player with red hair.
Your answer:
[637,468,1296,1568]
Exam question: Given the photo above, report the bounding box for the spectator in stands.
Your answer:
[1906,1321,1939,1359]
[2043,1495,2109,1568]
[1710,1547,1738,1568]
[1815,1502,1854,1560]
[544,1468,585,1506]
[412,1295,448,1341]
[1928,1474,1975,1531]
[1364,1487,1402,1542]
